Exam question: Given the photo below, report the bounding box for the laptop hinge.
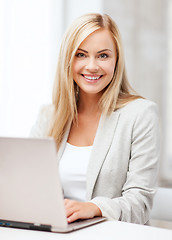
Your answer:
[0,219,51,232]
[30,223,51,231]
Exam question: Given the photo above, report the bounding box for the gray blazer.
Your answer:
[30,98,160,224]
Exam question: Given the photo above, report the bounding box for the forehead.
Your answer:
[78,29,115,51]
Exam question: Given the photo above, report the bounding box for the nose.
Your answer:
[85,57,99,72]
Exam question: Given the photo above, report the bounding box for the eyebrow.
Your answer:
[97,49,112,53]
[77,48,112,53]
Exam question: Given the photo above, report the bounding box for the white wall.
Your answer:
[0,0,103,138]
[103,0,172,185]
[63,0,103,30]
[161,0,172,183]
[0,0,63,137]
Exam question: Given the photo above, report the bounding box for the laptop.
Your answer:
[0,137,106,233]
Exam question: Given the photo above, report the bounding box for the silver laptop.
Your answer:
[0,137,105,233]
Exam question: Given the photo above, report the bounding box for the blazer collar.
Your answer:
[86,111,120,200]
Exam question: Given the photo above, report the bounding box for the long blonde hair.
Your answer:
[48,13,142,148]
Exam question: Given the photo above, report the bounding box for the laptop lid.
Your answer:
[0,137,106,232]
[0,137,68,230]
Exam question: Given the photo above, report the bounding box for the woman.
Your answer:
[30,13,160,224]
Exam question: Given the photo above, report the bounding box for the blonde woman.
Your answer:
[30,13,160,224]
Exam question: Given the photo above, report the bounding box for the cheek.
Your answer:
[108,66,115,77]
[72,64,77,77]
[102,62,116,78]
[72,62,84,84]
[72,61,84,75]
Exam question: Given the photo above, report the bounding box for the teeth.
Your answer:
[84,75,101,80]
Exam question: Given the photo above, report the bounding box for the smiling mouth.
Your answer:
[81,74,103,80]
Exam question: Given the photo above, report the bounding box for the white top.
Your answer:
[59,143,92,202]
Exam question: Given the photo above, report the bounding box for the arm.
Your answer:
[64,102,160,224]
[90,102,161,224]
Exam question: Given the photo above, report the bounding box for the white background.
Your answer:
[0,0,103,137]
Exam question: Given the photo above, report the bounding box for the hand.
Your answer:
[64,199,102,223]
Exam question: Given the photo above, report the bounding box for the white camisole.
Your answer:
[59,143,93,202]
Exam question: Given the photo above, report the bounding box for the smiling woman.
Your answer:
[30,13,160,225]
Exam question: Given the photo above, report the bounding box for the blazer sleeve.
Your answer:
[90,101,161,224]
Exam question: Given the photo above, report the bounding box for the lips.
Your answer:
[81,74,103,82]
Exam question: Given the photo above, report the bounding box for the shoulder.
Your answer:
[35,104,55,127]
[116,98,159,120]
[110,98,160,133]
[30,104,55,137]
[119,98,158,112]
[38,104,55,119]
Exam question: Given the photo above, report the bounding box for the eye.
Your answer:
[99,53,108,59]
[75,52,86,58]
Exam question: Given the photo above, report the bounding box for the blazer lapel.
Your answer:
[86,111,120,200]
[57,125,70,162]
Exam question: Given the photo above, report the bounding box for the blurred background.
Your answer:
[0,0,171,188]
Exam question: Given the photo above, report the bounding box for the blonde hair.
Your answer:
[49,13,142,148]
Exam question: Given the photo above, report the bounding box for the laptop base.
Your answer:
[0,217,106,233]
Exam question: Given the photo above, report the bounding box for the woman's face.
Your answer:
[72,28,117,97]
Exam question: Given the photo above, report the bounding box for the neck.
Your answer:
[78,91,102,115]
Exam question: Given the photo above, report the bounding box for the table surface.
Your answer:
[0,220,172,240]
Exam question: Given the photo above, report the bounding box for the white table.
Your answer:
[0,221,172,240]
